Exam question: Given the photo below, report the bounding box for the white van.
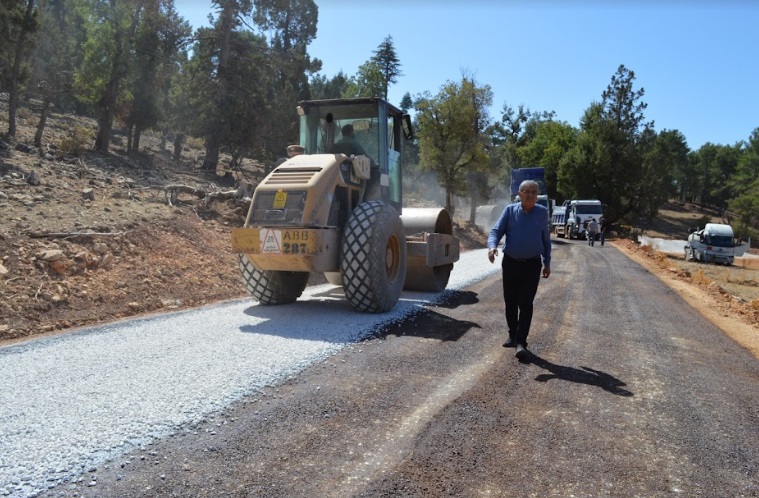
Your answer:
[685,223,735,265]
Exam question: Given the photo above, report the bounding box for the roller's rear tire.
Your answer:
[341,201,407,313]
[239,254,309,305]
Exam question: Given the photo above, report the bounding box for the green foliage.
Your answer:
[342,35,401,101]
[123,0,192,151]
[399,92,413,113]
[309,71,349,99]
[370,35,401,100]
[344,60,384,98]
[729,181,759,239]
[638,129,689,219]
[558,65,652,223]
[415,74,492,214]
[688,142,741,209]
[516,120,577,202]
[729,128,759,197]
[0,0,39,91]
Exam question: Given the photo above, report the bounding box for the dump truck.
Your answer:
[551,199,603,239]
[231,97,460,313]
[684,223,736,265]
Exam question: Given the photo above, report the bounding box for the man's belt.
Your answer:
[504,254,541,263]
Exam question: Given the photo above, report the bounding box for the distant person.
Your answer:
[332,124,367,157]
[586,218,599,246]
[599,216,607,246]
[487,179,552,361]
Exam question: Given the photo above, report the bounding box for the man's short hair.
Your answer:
[342,124,354,136]
[519,179,539,191]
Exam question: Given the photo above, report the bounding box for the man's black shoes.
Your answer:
[515,343,529,360]
[502,337,515,348]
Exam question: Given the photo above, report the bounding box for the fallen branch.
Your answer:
[135,184,207,205]
[34,281,44,301]
[27,231,128,239]
[202,189,238,208]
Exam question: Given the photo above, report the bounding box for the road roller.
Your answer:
[230,97,460,313]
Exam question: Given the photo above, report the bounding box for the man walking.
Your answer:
[488,180,551,360]
[586,218,599,246]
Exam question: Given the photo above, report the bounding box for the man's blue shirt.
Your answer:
[487,202,551,268]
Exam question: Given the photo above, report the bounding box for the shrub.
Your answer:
[691,269,712,285]
[57,126,91,158]
[17,107,34,121]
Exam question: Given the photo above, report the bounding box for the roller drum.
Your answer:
[401,208,455,292]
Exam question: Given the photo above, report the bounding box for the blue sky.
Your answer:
[175,0,759,151]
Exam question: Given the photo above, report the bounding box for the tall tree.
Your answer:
[252,0,320,162]
[399,92,412,112]
[689,142,740,209]
[28,0,72,148]
[558,65,652,222]
[415,75,492,215]
[370,35,401,100]
[344,35,401,101]
[3,0,39,139]
[201,0,247,170]
[724,130,759,237]
[73,0,147,153]
[124,0,191,153]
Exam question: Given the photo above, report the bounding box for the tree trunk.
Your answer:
[94,3,143,154]
[6,0,37,139]
[127,123,134,153]
[203,135,221,172]
[133,127,141,152]
[202,0,234,171]
[173,134,185,161]
[95,82,117,153]
[34,94,51,149]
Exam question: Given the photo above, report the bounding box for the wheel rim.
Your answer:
[385,233,402,283]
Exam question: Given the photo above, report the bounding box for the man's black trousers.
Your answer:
[501,256,542,346]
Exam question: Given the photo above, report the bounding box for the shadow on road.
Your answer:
[432,290,480,309]
[526,354,634,397]
[381,308,480,342]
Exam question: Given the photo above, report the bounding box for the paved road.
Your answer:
[7,240,759,497]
